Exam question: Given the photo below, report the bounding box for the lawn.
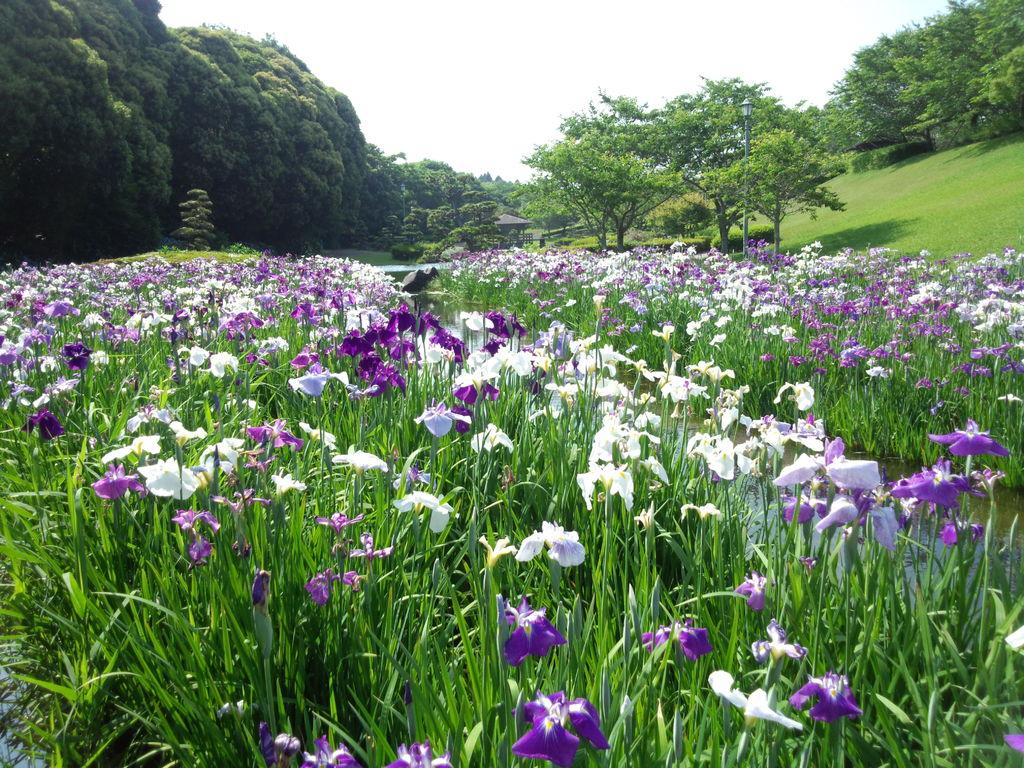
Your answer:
[779,132,1024,255]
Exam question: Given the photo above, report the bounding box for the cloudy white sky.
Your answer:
[159,0,949,181]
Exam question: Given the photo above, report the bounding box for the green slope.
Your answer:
[779,133,1024,256]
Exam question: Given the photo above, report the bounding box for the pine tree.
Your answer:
[172,189,216,250]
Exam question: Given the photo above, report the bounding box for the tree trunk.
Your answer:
[597,230,607,250]
[773,205,782,253]
[616,226,626,250]
[716,207,730,254]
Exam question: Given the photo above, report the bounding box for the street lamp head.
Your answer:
[741,99,753,118]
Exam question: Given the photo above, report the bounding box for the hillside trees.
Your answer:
[651,80,796,250]
[0,0,172,258]
[166,27,367,250]
[0,0,372,259]
[825,0,1024,149]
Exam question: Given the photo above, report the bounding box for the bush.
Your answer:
[555,235,712,252]
[634,236,711,251]
[225,243,261,256]
[848,141,932,173]
[711,225,776,251]
[391,243,425,261]
[648,194,714,236]
[565,236,603,250]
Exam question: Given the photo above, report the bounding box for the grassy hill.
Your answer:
[779,133,1024,256]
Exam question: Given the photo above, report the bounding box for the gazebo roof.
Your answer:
[495,213,531,227]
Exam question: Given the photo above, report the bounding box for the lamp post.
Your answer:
[741,99,753,257]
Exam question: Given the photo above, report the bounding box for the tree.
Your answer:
[0,0,379,259]
[977,0,1024,130]
[520,187,576,232]
[654,79,790,251]
[526,97,678,250]
[648,194,714,236]
[173,189,216,249]
[167,28,367,251]
[730,130,844,250]
[896,3,984,144]
[0,0,172,259]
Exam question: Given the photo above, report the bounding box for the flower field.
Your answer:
[2,249,1023,766]
[441,244,1024,489]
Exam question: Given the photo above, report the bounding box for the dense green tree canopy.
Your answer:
[167,27,367,250]
[824,0,1024,150]
[0,0,372,259]
[0,0,172,258]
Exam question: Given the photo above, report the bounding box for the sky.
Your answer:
[158,0,949,181]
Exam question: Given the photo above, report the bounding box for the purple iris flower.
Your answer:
[43,300,79,318]
[315,512,366,534]
[1006,735,1024,753]
[789,671,862,722]
[247,420,304,451]
[300,735,362,767]
[939,520,984,547]
[929,419,1009,458]
[290,350,318,369]
[503,596,567,666]
[752,619,807,663]
[385,740,453,767]
[172,509,221,534]
[815,494,862,533]
[290,302,318,325]
[92,464,146,500]
[482,338,506,355]
[252,570,271,611]
[23,408,64,440]
[339,330,373,358]
[512,692,610,768]
[415,402,471,438]
[172,509,220,565]
[429,328,466,363]
[890,459,975,508]
[305,569,341,606]
[350,533,393,560]
[364,358,406,394]
[259,722,302,766]
[62,342,92,371]
[213,489,271,516]
[453,382,499,406]
[387,304,417,335]
[736,572,768,611]
[188,537,213,564]
[393,464,431,491]
[290,366,343,397]
[451,405,473,433]
[641,619,713,661]
[782,495,825,524]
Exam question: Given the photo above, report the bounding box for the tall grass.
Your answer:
[0,253,1021,767]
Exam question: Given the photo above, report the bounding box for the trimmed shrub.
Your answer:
[711,225,776,251]
[391,243,425,261]
[848,142,932,172]
[636,236,711,251]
